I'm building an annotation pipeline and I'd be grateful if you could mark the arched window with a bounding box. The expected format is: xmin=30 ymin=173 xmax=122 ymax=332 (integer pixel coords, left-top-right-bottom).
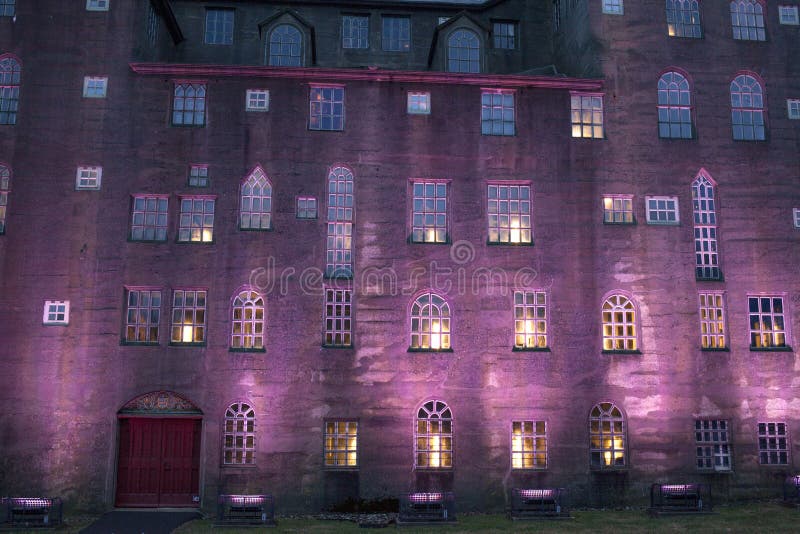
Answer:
xmin=0 ymin=55 xmax=21 ymax=125
xmin=730 ymin=74 xmax=765 ymax=140
xmin=268 ymin=24 xmax=302 ymax=66
xmin=240 ymin=166 xmax=272 ymax=230
xmin=326 ymin=165 xmax=354 ymax=278
xmin=230 ymin=289 xmax=265 ymax=350
xmin=415 ymin=400 xmax=452 ymax=468
xmin=692 ymin=171 xmax=721 ymax=280
xmin=410 ymin=292 xmax=451 ymax=350
xmin=658 ymin=71 xmax=693 ymax=139
xmin=666 ymin=0 xmax=702 ymax=38
xmin=223 ymin=402 xmax=256 ymax=465
xmin=590 ymin=402 xmax=626 ymax=468
xmin=0 ymin=164 xmax=9 ymax=234
xmin=447 ymin=29 xmax=480 ymax=73
xmin=601 ymin=294 xmax=637 ymax=351
xmin=731 ymin=0 xmax=765 ymax=41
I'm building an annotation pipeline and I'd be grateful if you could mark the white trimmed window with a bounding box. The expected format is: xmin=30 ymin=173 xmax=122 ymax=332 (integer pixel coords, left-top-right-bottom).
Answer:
xmin=268 ymin=24 xmax=303 ymax=66
xmin=488 ymin=183 xmax=532 ymax=244
xmin=188 ymin=164 xmax=209 ymax=187
xmin=342 ymin=15 xmax=369 ymax=49
xmin=603 ymin=195 xmax=634 ymax=224
xmin=695 ymin=419 xmax=731 ymax=471
xmin=411 ymin=181 xmax=448 ymax=243
xmin=0 ymin=0 xmax=14 ymax=17
xmin=325 ymin=420 xmax=358 ymax=468
xmin=130 ymin=195 xmax=168 ymax=242
xmin=245 ymin=89 xmax=269 ymax=111
xmin=788 ymin=99 xmax=800 ymax=119
xmin=82 ymin=76 xmax=107 ymax=98
xmin=645 ymin=196 xmax=679 ymax=225
xmin=692 ymin=173 xmax=721 ymax=280
xmin=0 ymin=164 xmax=9 ymax=234
xmin=481 ymin=90 xmax=515 ymax=136
xmin=223 ymin=402 xmax=255 ymax=465
xmin=124 ymin=288 xmax=161 ymax=344
xmin=731 ymin=0 xmax=766 ymax=40
xmin=297 ymin=196 xmax=317 ymax=219
xmin=407 ymin=92 xmax=431 ymax=114
xmin=493 ymin=21 xmax=517 ymax=49
xmin=666 ymin=0 xmax=702 ymax=37
xmin=447 ymin=29 xmax=480 ymax=73
xmin=310 ymin=86 xmax=344 ymax=131
xmin=658 ymin=71 xmax=693 ymax=139
xmin=602 ymin=294 xmax=637 ymax=351
xmin=571 ymin=92 xmax=604 ymax=138
xmin=511 ymin=420 xmax=546 ymax=469
xmin=178 ymin=196 xmax=215 ymax=242
xmin=240 ymin=166 xmax=272 ymax=230
xmin=326 ymin=166 xmax=354 ymax=277
xmin=0 ymin=56 xmax=21 ymax=125
xmin=794 ymin=208 xmax=800 ymax=228
xmin=410 ymin=292 xmax=451 ymax=350
xmin=698 ymin=291 xmax=727 ymax=349
xmin=590 ymin=402 xmax=626 ymax=468
xmin=602 ymin=0 xmax=623 ymax=15
xmin=231 ymin=289 xmax=265 ymax=351
xmin=731 ymin=74 xmax=766 ymax=140
xmin=172 ymin=83 xmax=206 ymax=126
xmin=779 ymin=5 xmax=799 ymax=24
xmin=324 ymin=287 xmax=352 ymax=347
xmin=749 ymin=296 xmax=788 ymax=349
xmin=43 ymin=300 xmax=70 ymax=325
xmin=170 ymin=289 xmax=207 ymax=344
xmin=86 ymin=0 xmax=109 ymax=11
xmin=513 ymin=290 xmax=547 ymax=349
xmin=758 ymin=422 xmax=789 ymax=465
xmin=76 ymin=166 xmax=102 ymax=190
xmin=415 ymin=400 xmax=452 ymax=468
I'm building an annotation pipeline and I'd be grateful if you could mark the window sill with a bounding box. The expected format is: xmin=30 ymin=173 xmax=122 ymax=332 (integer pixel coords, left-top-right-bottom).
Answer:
xmin=590 ymin=466 xmax=628 ymax=472
xmin=128 ymin=238 xmax=168 ymax=243
xmin=645 ymin=221 xmax=680 ymax=226
xmin=696 ymin=469 xmax=733 ymax=474
xmin=176 ymin=240 xmax=216 ymax=245
xmin=601 ymin=350 xmax=641 ymax=355
xmin=324 ymin=274 xmax=353 ymax=280
xmin=758 ymin=463 xmax=790 ymax=467
xmin=414 ymin=467 xmax=454 ymax=471
xmin=510 ymin=467 xmax=548 ymax=471
xmin=171 ymin=123 xmax=207 ymax=128
xmin=408 ymin=239 xmax=451 ymax=245
xmin=602 ymin=221 xmax=636 ymax=226
xmin=487 ymin=240 xmax=534 ymax=246
xmin=220 ymin=464 xmax=257 ymax=469
xmin=121 ymin=341 xmax=160 ymax=346
xmin=229 ymin=347 xmax=266 ymax=353
xmin=323 ymin=466 xmax=359 ymax=472
xmin=169 ymin=342 xmax=207 ymax=347
xmin=701 ymin=347 xmax=729 ymax=352
xmin=750 ymin=346 xmax=793 ymax=352
xmin=322 ymin=344 xmax=354 ymax=350
xmin=238 ymin=227 xmax=273 ymax=232
xmin=408 ymin=348 xmax=454 ymax=353
xmin=696 ymin=276 xmax=725 ymax=282
xmin=512 ymin=346 xmax=551 ymax=352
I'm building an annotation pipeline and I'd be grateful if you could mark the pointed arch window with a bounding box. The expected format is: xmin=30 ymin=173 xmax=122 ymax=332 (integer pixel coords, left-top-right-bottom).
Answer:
xmin=666 ymin=0 xmax=702 ymax=38
xmin=240 ymin=166 xmax=272 ymax=230
xmin=268 ymin=24 xmax=302 ymax=66
xmin=658 ymin=71 xmax=693 ymax=138
xmin=223 ymin=402 xmax=256 ymax=465
xmin=731 ymin=0 xmax=765 ymax=41
xmin=447 ymin=29 xmax=480 ymax=73
xmin=415 ymin=400 xmax=452 ymax=468
xmin=0 ymin=56 xmax=21 ymax=125
xmin=0 ymin=164 xmax=9 ymax=234
xmin=326 ymin=165 xmax=354 ymax=278
xmin=692 ymin=173 xmax=721 ymax=280
xmin=730 ymin=74 xmax=765 ymax=140
xmin=230 ymin=289 xmax=265 ymax=351
xmin=590 ymin=402 xmax=626 ymax=469
xmin=410 ymin=292 xmax=451 ymax=350
xmin=601 ymin=294 xmax=637 ymax=351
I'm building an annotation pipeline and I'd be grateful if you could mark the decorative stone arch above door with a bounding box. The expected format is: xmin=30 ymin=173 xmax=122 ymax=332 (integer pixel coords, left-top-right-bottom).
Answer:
xmin=118 ymin=390 xmax=203 ymax=416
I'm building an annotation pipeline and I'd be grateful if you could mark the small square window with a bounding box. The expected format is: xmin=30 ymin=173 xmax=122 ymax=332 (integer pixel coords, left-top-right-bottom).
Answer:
xmin=382 ymin=16 xmax=410 ymax=51
xmin=86 ymin=0 xmax=109 ymax=11
xmin=309 ymin=86 xmax=344 ymax=131
xmin=603 ymin=195 xmax=634 ymax=224
xmin=794 ymin=208 xmax=800 ymax=228
xmin=188 ymin=165 xmax=209 ymax=187
xmin=779 ymin=5 xmax=799 ymax=25
xmin=788 ymin=99 xmax=800 ymax=120
xmin=493 ymin=22 xmax=517 ymax=49
xmin=245 ymin=89 xmax=269 ymax=112
xmin=342 ymin=15 xmax=369 ymax=49
xmin=43 ymin=300 xmax=70 ymax=325
xmin=83 ymin=76 xmax=108 ymax=98
xmin=481 ymin=90 xmax=515 ymax=136
xmin=205 ymin=8 xmax=234 ymax=45
xmin=297 ymin=196 xmax=318 ymax=219
xmin=758 ymin=422 xmax=790 ymax=465
xmin=602 ymin=0 xmax=623 ymax=15
xmin=645 ymin=196 xmax=679 ymax=225
xmin=76 ymin=166 xmax=102 ymax=190
xmin=571 ymin=92 xmax=604 ymax=138
xmin=407 ymin=92 xmax=431 ymax=114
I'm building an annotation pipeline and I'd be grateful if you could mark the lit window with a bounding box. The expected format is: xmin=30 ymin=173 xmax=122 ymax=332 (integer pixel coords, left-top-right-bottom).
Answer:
xmin=382 ymin=16 xmax=410 ymax=52
xmin=342 ymin=15 xmax=369 ymax=49
xmin=415 ymin=400 xmax=452 ymax=468
xmin=698 ymin=291 xmax=727 ymax=349
xmin=731 ymin=0 xmax=765 ymax=40
xmin=187 ymin=165 xmax=208 ymax=188
xmin=223 ymin=402 xmax=255 ymax=465
xmin=794 ymin=208 xmax=800 ymax=228
xmin=758 ymin=422 xmax=789 ymax=465
xmin=245 ymin=89 xmax=269 ymax=112
xmin=481 ymin=90 xmax=515 ymax=136
xmin=488 ymin=184 xmax=532 ymax=244
xmin=447 ymin=29 xmax=480 ymax=73
xmin=325 ymin=420 xmax=358 ymax=467
xmin=571 ymin=92 xmax=603 ymax=138
xmin=514 ymin=290 xmax=547 ymax=349
xmin=123 ymin=288 xmax=161 ymax=344
xmin=0 ymin=164 xmax=9 ymax=234
xmin=788 ymin=99 xmax=800 ymax=119
xmin=82 ymin=76 xmax=108 ymax=98
xmin=326 ymin=166 xmax=354 ymax=277
xmin=692 ymin=173 xmax=721 ymax=280
xmin=205 ymin=8 xmax=234 ymax=45
xmin=658 ymin=71 xmax=693 ymax=138
xmin=310 ymin=86 xmax=344 ymax=131
xmin=410 ymin=292 xmax=450 ymax=350
xmin=666 ymin=0 xmax=702 ymax=37
xmin=602 ymin=294 xmax=637 ymax=351
xmin=86 ymin=0 xmax=109 ymax=11
xmin=324 ymin=287 xmax=352 ymax=347
xmin=493 ymin=21 xmax=517 ymax=49
xmin=231 ymin=289 xmax=265 ymax=351
xmin=695 ymin=419 xmax=731 ymax=471
xmin=178 ymin=196 xmax=215 ymax=243
xmin=170 ymin=289 xmax=206 ymax=344
xmin=296 ymin=196 xmax=317 ymax=219
xmin=749 ymin=296 xmax=788 ymax=349
xmin=172 ymin=83 xmax=206 ymax=126
xmin=730 ymin=74 xmax=765 ymax=140
xmin=590 ymin=402 xmax=626 ymax=468
xmin=645 ymin=196 xmax=679 ymax=225
xmin=407 ymin=92 xmax=430 ymax=114
xmin=43 ymin=300 xmax=70 ymax=325
xmin=268 ymin=24 xmax=302 ymax=66
xmin=76 ymin=166 xmax=102 ymax=190
xmin=0 ymin=56 xmax=21 ymax=125
xmin=603 ymin=195 xmax=634 ymax=224
xmin=779 ymin=5 xmax=799 ymax=24
xmin=602 ymin=0 xmax=624 ymax=15
xmin=0 ymin=0 xmax=14 ymax=17
xmin=130 ymin=194 xmax=168 ymax=242
xmin=511 ymin=421 xmax=546 ymax=469
xmin=239 ymin=166 xmax=272 ymax=230
xmin=411 ymin=181 xmax=448 ymax=243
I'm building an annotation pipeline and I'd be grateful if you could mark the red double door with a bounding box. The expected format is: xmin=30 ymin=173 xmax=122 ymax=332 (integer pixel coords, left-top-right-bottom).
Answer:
xmin=116 ymin=418 xmax=201 ymax=507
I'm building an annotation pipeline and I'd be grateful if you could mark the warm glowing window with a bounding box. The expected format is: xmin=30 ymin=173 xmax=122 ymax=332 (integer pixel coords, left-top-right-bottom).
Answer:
xmin=590 ymin=402 xmax=626 ymax=468
xmin=231 ymin=290 xmax=265 ymax=351
xmin=692 ymin=174 xmax=721 ymax=280
xmin=342 ymin=15 xmax=369 ymax=49
xmin=407 ymin=92 xmax=430 ymax=114
xmin=493 ymin=22 xmax=517 ymax=49
xmin=268 ymin=24 xmax=302 ymax=66
xmin=749 ymin=296 xmax=788 ymax=349
xmin=223 ymin=402 xmax=255 ymax=465
xmin=602 ymin=294 xmax=637 ymax=351
xmin=0 ymin=56 xmax=21 ymax=125
xmin=324 ymin=287 xmax=352 ymax=347
xmin=602 ymin=195 xmax=633 ymax=224
xmin=731 ymin=0 xmax=765 ymax=40
xmin=658 ymin=71 xmax=693 ymax=139
xmin=297 ymin=196 xmax=317 ymax=219
xmin=412 ymin=181 xmax=448 ymax=243
xmin=172 ymin=83 xmax=206 ymax=126
xmin=779 ymin=5 xmax=799 ymax=24
xmin=511 ymin=420 xmax=547 ymax=469
xmin=187 ymin=165 xmax=208 ymax=188
xmin=130 ymin=195 xmax=168 ymax=242
xmin=43 ymin=300 xmax=70 ymax=325
xmin=205 ymin=8 xmax=234 ymax=45
xmin=666 ymin=0 xmax=702 ymax=37
xmin=245 ymin=89 xmax=269 ymax=111
xmin=787 ymin=99 xmax=800 ymax=120
xmin=698 ymin=291 xmax=727 ymax=349
xmin=447 ymin=29 xmax=480 ymax=73
xmin=415 ymin=400 xmax=452 ymax=468
xmin=645 ymin=196 xmax=679 ymax=225
xmin=410 ymin=292 xmax=451 ymax=350
xmin=326 ymin=166 xmax=354 ymax=277
xmin=758 ymin=422 xmax=789 ymax=465
xmin=481 ymin=90 xmax=515 ymax=136
xmin=325 ymin=420 xmax=358 ymax=467
xmin=86 ymin=0 xmax=109 ymax=11
xmin=82 ymin=76 xmax=108 ymax=98
xmin=382 ymin=16 xmax=410 ymax=51
xmin=310 ymin=86 xmax=344 ymax=131
xmin=240 ymin=167 xmax=272 ymax=230
xmin=571 ymin=92 xmax=603 ymax=138
xmin=488 ymin=184 xmax=532 ymax=244
xmin=514 ymin=290 xmax=547 ymax=349
xmin=695 ymin=419 xmax=731 ymax=471
xmin=124 ymin=288 xmax=161 ymax=344
xmin=170 ymin=289 xmax=206 ymax=344
xmin=730 ymin=74 xmax=765 ymax=140
xmin=602 ymin=0 xmax=624 ymax=15
xmin=0 ymin=164 xmax=9 ymax=234
xmin=0 ymin=0 xmax=14 ymax=17
xmin=178 ymin=196 xmax=215 ymax=242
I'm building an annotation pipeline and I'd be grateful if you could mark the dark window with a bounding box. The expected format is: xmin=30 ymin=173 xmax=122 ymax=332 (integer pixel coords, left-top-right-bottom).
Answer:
xmin=204 ymin=8 xmax=234 ymax=45
xmin=342 ymin=15 xmax=369 ymax=49
xmin=382 ymin=16 xmax=410 ymax=51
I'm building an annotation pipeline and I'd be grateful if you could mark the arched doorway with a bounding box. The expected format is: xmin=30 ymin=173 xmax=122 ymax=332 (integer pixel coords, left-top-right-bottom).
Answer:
xmin=115 ymin=391 xmax=202 ymax=507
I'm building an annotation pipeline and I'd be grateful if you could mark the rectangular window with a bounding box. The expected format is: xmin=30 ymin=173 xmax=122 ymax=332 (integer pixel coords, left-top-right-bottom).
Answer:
xmin=324 ymin=288 xmax=352 ymax=347
xmin=749 ymin=296 xmax=789 ymax=349
xmin=82 ymin=76 xmax=108 ymax=98
xmin=758 ymin=422 xmax=789 ymax=465
xmin=788 ymin=99 xmax=800 ymax=119
xmin=146 ymin=3 xmax=160 ymax=46
xmin=438 ymin=17 xmax=450 ymax=25
xmin=178 ymin=196 xmax=215 ymax=243
xmin=571 ymin=92 xmax=604 ymax=138
xmin=779 ymin=5 xmax=799 ymax=24
xmin=43 ymin=300 xmax=69 ymax=325
xmin=297 ymin=196 xmax=317 ymax=219
xmin=645 ymin=196 xmax=679 ymax=225
xmin=411 ymin=181 xmax=448 ymax=243
xmin=794 ymin=208 xmax=800 ymax=228
xmin=603 ymin=195 xmax=634 ymax=224
xmin=602 ymin=0 xmax=623 ymax=15
xmin=86 ymin=0 xmax=109 ymax=11
xmin=481 ymin=90 xmax=515 ymax=136
xmin=493 ymin=22 xmax=517 ymax=49
xmin=695 ymin=420 xmax=731 ymax=471
xmin=511 ymin=420 xmax=547 ymax=469
xmin=204 ymin=8 xmax=234 ymax=45
xmin=124 ymin=288 xmax=161 ymax=344
xmin=488 ymin=183 xmax=532 ymax=244
xmin=309 ymin=86 xmax=344 ymax=131
xmin=407 ymin=92 xmax=431 ymax=114
xmin=514 ymin=290 xmax=547 ymax=349
xmin=170 ymin=289 xmax=206 ymax=344
xmin=172 ymin=83 xmax=206 ymax=126
xmin=245 ymin=89 xmax=269 ymax=112
xmin=325 ymin=420 xmax=358 ymax=467
xmin=0 ymin=0 xmax=15 ymax=17
xmin=698 ymin=292 xmax=727 ymax=349
xmin=382 ymin=16 xmax=410 ymax=51
xmin=76 ymin=166 xmax=102 ymax=190
xmin=188 ymin=165 xmax=209 ymax=187
xmin=342 ymin=15 xmax=369 ymax=49
xmin=130 ymin=195 xmax=168 ymax=242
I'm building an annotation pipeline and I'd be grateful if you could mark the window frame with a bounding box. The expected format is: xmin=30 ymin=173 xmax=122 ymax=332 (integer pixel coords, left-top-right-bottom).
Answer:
xmin=0 ymin=54 xmax=21 ymax=126
xmin=787 ymin=99 xmax=800 ymax=120
xmin=245 ymin=89 xmax=269 ymax=112
xmin=82 ymin=76 xmax=108 ymax=98
xmin=657 ymin=70 xmax=694 ymax=139
xmin=602 ymin=194 xmax=634 ymax=224
xmin=326 ymin=165 xmax=355 ymax=278
xmin=324 ymin=419 xmax=359 ymax=470
xmin=481 ymin=88 xmax=516 ymax=136
xmin=602 ymin=0 xmax=624 ymax=15
xmin=698 ymin=291 xmax=728 ymax=350
xmin=323 ymin=286 xmax=353 ymax=348
xmin=695 ymin=419 xmax=732 ymax=472
xmin=129 ymin=194 xmax=169 ymax=242
xmin=342 ymin=14 xmax=370 ymax=49
xmin=122 ymin=286 xmax=162 ymax=345
xmin=267 ymin=23 xmax=304 ymax=66
xmin=410 ymin=179 xmax=450 ymax=244
xmin=0 ymin=163 xmax=10 ymax=235
xmin=230 ymin=288 xmax=266 ymax=352
xmin=188 ymin=164 xmax=209 ymax=188
xmin=171 ymin=82 xmax=207 ymax=127
xmin=75 ymin=166 xmax=102 ymax=191
xmin=222 ymin=402 xmax=256 ymax=466
xmin=492 ymin=21 xmax=518 ymax=49
xmin=731 ymin=0 xmax=766 ymax=41
xmin=589 ymin=402 xmax=627 ymax=470
xmin=43 ymin=300 xmax=70 ymax=326
xmin=204 ymin=7 xmax=234 ymax=46
xmin=758 ymin=422 xmax=790 ymax=466
xmin=601 ymin=292 xmax=640 ymax=353
xmin=513 ymin=289 xmax=549 ymax=351
xmin=730 ymin=72 xmax=767 ymax=141
xmin=239 ymin=166 xmax=272 ymax=231
xmin=309 ymin=84 xmax=345 ymax=132
xmin=296 ymin=196 xmax=318 ymax=219
xmin=487 ymin=181 xmax=533 ymax=245
xmin=85 ymin=0 xmax=109 ymax=12
xmin=571 ymin=91 xmax=604 ymax=139
xmin=645 ymin=195 xmax=679 ymax=225
xmin=692 ymin=170 xmax=722 ymax=281
xmin=414 ymin=400 xmax=453 ymax=470
xmin=177 ymin=195 xmax=216 ymax=243
xmin=748 ymin=294 xmax=791 ymax=351
xmin=407 ymin=91 xmax=431 ymax=115
xmin=446 ymin=28 xmax=481 ymax=73
xmin=0 ymin=0 xmax=15 ymax=17
xmin=794 ymin=208 xmax=800 ymax=228
xmin=409 ymin=290 xmax=452 ymax=352
xmin=666 ymin=0 xmax=702 ymax=38
xmin=169 ymin=288 xmax=208 ymax=345
xmin=381 ymin=15 xmax=411 ymax=52
xmin=778 ymin=5 xmax=799 ymax=24
xmin=511 ymin=420 xmax=547 ymax=469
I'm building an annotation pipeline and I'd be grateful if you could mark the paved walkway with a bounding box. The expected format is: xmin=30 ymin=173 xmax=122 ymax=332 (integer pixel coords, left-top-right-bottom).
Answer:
xmin=80 ymin=509 xmax=200 ymax=534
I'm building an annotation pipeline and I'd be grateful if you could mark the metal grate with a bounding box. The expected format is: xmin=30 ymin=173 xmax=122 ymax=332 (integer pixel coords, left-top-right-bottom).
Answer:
xmin=649 ymin=483 xmax=711 ymax=513
xmin=1 ymin=497 xmax=63 ymax=527
xmin=398 ymin=492 xmax=456 ymax=523
xmin=511 ymin=488 xmax=569 ymax=518
xmin=216 ymin=494 xmax=275 ymax=526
